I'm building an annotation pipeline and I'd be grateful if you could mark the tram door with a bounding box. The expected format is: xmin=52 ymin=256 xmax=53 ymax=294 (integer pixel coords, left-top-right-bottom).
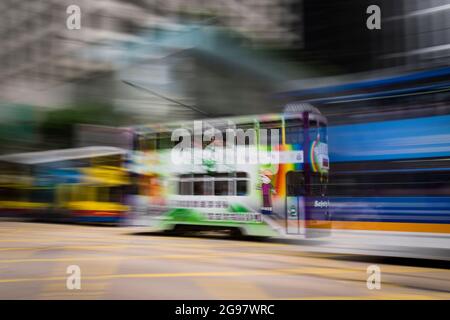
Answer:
xmin=285 ymin=171 xmax=305 ymax=234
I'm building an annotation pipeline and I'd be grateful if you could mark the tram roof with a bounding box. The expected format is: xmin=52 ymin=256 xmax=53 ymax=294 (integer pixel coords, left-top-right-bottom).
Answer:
xmin=134 ymin=109 xmax=326 ymax=134
xmin=0 ymin=146 xmax=127 ymax=165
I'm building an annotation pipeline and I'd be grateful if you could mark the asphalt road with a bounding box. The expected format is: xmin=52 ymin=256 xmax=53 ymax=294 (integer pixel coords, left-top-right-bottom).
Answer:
xmin=0 ymin=222 xmax=449 ymax=299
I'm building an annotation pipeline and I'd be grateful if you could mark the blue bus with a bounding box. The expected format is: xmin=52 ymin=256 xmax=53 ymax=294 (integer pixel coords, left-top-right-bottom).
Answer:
xmin=277 ymin=66 xmax=450 ymax=235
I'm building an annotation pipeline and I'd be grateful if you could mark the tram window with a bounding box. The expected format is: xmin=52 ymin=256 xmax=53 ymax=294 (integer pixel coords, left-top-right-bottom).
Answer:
xmin=235 ymin=123 xmax=256 ymax=145
xmin=194 ymin=176 xmax=213 ymax=196
xmin=204 ymin=178 xmax=214 ymax=195
xmin=57 ymin=185 xmax=70 ymax=204
xmin=30 ymin=188 xmax=54 ymax=203
xmin=235 ymin=172 xmax=248 ymax=195
xmin=236 ymin=180 xmax=248 ymax=195
xmin=285 ymin=126 xmax=304 ymax=145
xmin=286 ymin=171 xmax=305 ymax=196
xmin=259 ymin=128 xmax=281 ymax=147
xmin=214 ymin=180 xmax=231 ymax=195
xmin=328 ymin=170 xmax=450 ymax=197
xmin=157 ymin=133 xmax=173 ymax=150
xmin=94 ymin=187 xmax=105 ymax=202
xmin=179 ymin=181 xmax=192 ymax=195
xmin=0 ymin=188 xmax=8 ymax=201
xmin=142 ymin=135 xmax=157 ymax=151
xmin=319 ymin=124 xmax=327 ymax=143
xmin=92 ymin=155 xmax=121 ymax=167
xmin=309 ymin=121 xmax=319 ymax=141
xmin=70 ymin=185 xmax=80 ymax=201
xmin=148 ymin=138 xmax=158 ymax=151
xmin=127 ymin=181 xmax=139 ymax=196
xmin=202 ymin=131 xmax=225 ymax=149
xmin=172 ymin=133 xmax=186 ymax=148
xmin=176 ymin=172 xmax=248 ymax=196
xmin=285 ymin=119 xmax=304 ymax=145
xmin=109 ymin=187 xmax=123 ymax=203
xmin=189 ymin=134 xmax=199 ymax=148
xmin=76 ymin=186 xmax=95 ymax=202
xmin=260 ymin=121 xmax=281 ymax=147
xmin=214 ymin=172 xmax=248 ymax=196
xmin=86 ymin=186 xmax=97 ymax=202
xmin=0 ymin=188 xmax=26 ymax=201
xmin=179 ymin=174 xmax=193 ymax=195
xmin=236 ymin=172 xmax=247 ymax=178
xmin=194 ymin=181 xmax=204 ymax=196
xmin=260 ymin=120 xmax=281 ymax=129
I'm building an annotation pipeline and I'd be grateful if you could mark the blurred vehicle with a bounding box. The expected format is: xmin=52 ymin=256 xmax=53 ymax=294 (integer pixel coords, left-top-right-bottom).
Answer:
xmin=0 ymin=147 xmax=130 ymax=225
xmin=328 ymin=114 xmax=450 ymax=234
xmin=278 ymin=67 xmax=450 ymax=236
xmin=0 ymin=167 xmax=50 ymax=219
xmin=116 ymin=103 xmax=331 ymax=237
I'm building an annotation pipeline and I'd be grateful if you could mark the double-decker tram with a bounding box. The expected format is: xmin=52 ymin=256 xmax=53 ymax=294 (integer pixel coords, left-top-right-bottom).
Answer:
xmin=128 ymin=102 xmax=331 ymax=237
xmin=0 ymin=146 xmax=130 ymax=224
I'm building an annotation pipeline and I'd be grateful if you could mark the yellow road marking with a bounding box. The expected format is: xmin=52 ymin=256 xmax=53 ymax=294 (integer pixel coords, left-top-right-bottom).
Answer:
xmin=0 ymin=237 xmax=291 ymax=252
xmin=0 ymin=267 xmax=388 ymax=284
xmin=0 ymin=238 xmax=232 ymax=251
xmin=0 ymin=243 xmax=211 ymax=253
xmin=38 ymin=291 xmax=105 ymax=297
xmin=0 ymin=254 xmax=219 ymax=264
xmin=0 ymin=248 xmax=448 ymax=278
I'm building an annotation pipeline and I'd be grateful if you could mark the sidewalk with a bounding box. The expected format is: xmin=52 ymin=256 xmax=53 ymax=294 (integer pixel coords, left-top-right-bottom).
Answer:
xmin=277 ymin=229 xmax=450 ymax=261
